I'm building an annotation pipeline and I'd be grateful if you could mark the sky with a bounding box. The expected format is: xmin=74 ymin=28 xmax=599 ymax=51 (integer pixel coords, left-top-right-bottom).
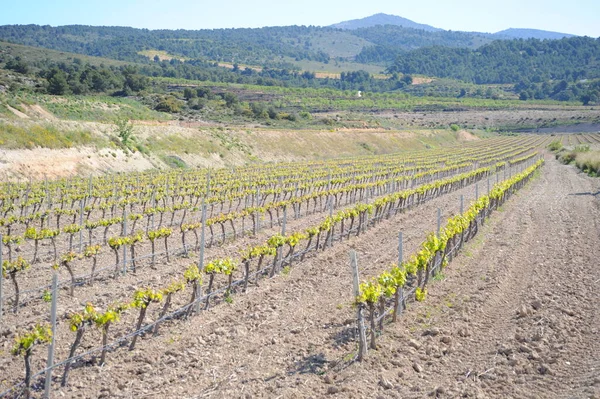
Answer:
xmin=1 ymin=0 xmax=599 ymax=37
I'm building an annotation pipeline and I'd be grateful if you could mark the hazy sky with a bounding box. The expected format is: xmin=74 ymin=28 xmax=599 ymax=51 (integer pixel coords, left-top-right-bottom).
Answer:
xmin=2 ymin=0 xmax=599 ymax=36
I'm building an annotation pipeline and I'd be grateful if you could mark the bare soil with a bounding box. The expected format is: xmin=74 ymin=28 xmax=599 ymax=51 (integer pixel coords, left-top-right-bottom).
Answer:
xmin=517 ymin=123 xmax=600 ymax=134
xmin=377 ymin=107 xmax=600 ymax=131
xmin=0 ymin=147 xmax=157 ymax=180
xmin=0 ymin=115 xmax=465 ymax=180
xmin=4 ymin=155 xmax=595 ymax=398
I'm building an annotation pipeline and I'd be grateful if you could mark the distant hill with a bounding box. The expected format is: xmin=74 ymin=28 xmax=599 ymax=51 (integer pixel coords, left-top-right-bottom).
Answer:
xmin=0 ymin=23 xmax=489 ymax=68
xmin=388 ymin=36 xmax=600 ymax=85
xmin=494 ymin=28 xmax=575 ymax=40
xmin=0 ymin=19 xmax=584 ymax=75
xmin=331 ymin=13 xmax=441 ymax=32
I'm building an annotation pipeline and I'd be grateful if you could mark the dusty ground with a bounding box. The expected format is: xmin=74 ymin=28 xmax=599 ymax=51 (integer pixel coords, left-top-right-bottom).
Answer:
xmin=0 ymin=114 xmax=465 ymax=180
xmin=0 ymin=146 xmax=157 ymax=179
xmin=6 ymin=154 xmax=594 ymax=398
xmin=377 ymin=107 xmax=600 ymax=131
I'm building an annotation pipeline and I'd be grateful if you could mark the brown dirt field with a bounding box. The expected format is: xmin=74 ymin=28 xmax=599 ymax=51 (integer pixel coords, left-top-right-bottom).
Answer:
xmin=379 ymin=108 xmax=600 ymax=130
xmin=314 ymin=73 xmax=341 ymax=79
xmin=6 ymin=155 xmax=596 ymax=398
xmin=411 ymin=77 xmax=435 ymax=85
xmin=0 ymin=115 xmax=467 ymax=179
xmin=456 ymin=130 xmax=478 ymax=141
xmin=24 ymin=104 xmax=57 ymax=121
xmin=1 ymin=149 xmax=598 ymax=399
xmin=0 ymin=147 xmax=157 ymax=180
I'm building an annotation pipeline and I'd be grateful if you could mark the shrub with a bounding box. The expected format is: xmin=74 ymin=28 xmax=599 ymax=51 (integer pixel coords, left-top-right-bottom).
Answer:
xmin=574 ymin=151 xmax=600 ymax=176
xmin=548 ymin=140 xmax=563 ymax=152
xmin=135 ymin=143 xmax=150 ymax=156
xmin=162 ymin=155 xmax=187 ymax=169
xmin=155 ymin=96 xmax=183 ymax=113
xmin=558 ymin=151 xmax=576 ymax=164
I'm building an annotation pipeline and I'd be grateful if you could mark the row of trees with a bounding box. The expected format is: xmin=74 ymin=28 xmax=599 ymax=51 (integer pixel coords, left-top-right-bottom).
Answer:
xmin=516 ymin=79 xmax=600 ymax=103
xmin=3 ymin=57 xmax=149 ymax=95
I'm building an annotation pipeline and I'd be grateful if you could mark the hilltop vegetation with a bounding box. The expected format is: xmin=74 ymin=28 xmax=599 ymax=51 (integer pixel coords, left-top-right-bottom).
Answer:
xmin=330 ymin=13 xmax=441 ymax=31
xmin=388 ymin=37 xmax=600 ymax=103
xmin=0 ymin=24 xmax=495 ymax=67
xmin=388 ymin=37 xmax=600 ymax=84
xmin=496 ymin=28 xmax=574 ymax=40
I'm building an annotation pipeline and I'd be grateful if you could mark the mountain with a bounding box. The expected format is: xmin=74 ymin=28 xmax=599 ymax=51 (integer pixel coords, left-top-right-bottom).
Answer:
xmin=0 ymin=23 xmax=489 ymax=68
xmin=494 ymin=28 xmax=575 ymax=40
xmin=330 ymin=14 xmax=579 ymax=39
xmin=0 ymin=19 xmax=584 ymax=73
xmin=331 ymin=13 xmax=441 ymax=32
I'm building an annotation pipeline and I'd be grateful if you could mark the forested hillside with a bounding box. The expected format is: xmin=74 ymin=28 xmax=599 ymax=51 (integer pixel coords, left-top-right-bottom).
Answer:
xmin=0 ymin=25 xmax=331 ymax=66
xmin=0 ymin=23 xmax=494 ymax=67
xmin=0 ymin=23 xmax=599 ymax=105
xmin=495 ymin=28 xmax=575 ymax=40
xmin=388 ymin=37 xmax=600 ymax=83
xmin=0 ymin=41 xmax=411 ymax=96
xmin=387 ymin=36 xmax=600 ymax=102
xmin=353 ymin=25 xmax=493 ymax=63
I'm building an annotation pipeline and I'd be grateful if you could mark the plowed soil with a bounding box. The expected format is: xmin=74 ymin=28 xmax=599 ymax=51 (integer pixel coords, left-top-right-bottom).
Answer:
xmin=5 ymin=155 xmax=600 ymax=399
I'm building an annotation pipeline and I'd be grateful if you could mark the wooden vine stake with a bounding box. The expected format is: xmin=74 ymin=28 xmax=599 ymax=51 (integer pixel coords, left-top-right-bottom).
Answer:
xmin=0 ymin=236 xmax=3 ymax=323
xmin=393 ymin=232 xmax=405 ymax=321
xmin=195 ymin=202 xmax=207 ymax=314
xmin=43 ymin=273 xmax=58 ymax=399
xmin=350 ymin=251 xmax=367 ymax=361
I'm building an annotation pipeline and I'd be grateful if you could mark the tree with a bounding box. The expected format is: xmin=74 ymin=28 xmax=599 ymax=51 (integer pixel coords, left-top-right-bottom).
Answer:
xmin=47 ymin=69 xmax=69 ymax=95
xmin=223 ymin=92 xmax=238 ymax=108
xmin=155 ymin=96 xmax=183 ymax=113
xmin=250 ymin=102 xmax=268 ymax=119
xmin=115 ymin=118 xmax=135 ymax=149
xmin=553 ymin=80 xmax=569 ymax=95
xmin=183 ymin=87 xmax=196 ymax=100
xmin=196 ymin=87 xmax=213 ymax=99
xmin=121 ymin=66 xmax=148 ymax=93
xmin=267 ymin=106 xmax=279 ymax=120
xmin=5 ymin=56 xmax=29 ymax=74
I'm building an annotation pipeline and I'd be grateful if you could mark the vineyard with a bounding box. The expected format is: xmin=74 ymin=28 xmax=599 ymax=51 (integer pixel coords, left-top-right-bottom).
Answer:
xmin=0 ymin=133 xmax=596 ymax=398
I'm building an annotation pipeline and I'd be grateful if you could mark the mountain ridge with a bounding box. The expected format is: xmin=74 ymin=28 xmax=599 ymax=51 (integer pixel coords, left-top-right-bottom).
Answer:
xmin=494 ymin=28 xmax=576 ymax=40
xmin=328 ymin=13 xmax=578 ymax=40
xmin=330 ymin=13 xmax=441 ymax=32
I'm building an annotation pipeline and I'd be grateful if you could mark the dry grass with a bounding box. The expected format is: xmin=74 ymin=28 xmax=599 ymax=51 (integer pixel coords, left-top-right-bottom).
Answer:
xmin=574 ymin=151 xmax=600 ymax=176
xmin=0 ymin=122 xmax=106 ymax=149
